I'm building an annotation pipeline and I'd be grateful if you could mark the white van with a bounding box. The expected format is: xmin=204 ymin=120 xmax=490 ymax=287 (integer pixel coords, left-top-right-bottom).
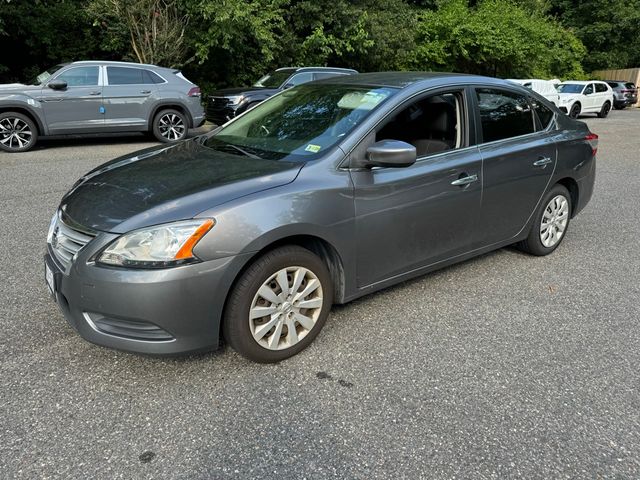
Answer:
xmin=508 ymin=79 xmax=561 ymax=106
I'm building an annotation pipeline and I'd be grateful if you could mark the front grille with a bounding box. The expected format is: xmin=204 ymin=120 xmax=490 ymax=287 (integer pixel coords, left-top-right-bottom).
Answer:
xmin=50 ymin=213 xmax=95 ymax=270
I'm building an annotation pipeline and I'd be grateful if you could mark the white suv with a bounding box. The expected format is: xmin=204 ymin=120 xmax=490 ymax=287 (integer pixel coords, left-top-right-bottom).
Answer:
xmin=557 ymin=81 xmax=614 ymax=118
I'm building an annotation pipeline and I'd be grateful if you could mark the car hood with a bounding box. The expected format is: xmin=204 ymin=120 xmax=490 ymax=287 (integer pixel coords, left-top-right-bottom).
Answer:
xmin=0 ymin=83 xmax=41 ymax=93
xmin=61 ymin=138 xmax=303 ymax=233
xmin=209 ymin=86 xmax=279 ymax=97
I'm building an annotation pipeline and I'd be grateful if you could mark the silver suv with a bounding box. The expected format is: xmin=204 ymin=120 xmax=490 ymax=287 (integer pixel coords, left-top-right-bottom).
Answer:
xmin=0 ymin=61 xmax=205 ymax=152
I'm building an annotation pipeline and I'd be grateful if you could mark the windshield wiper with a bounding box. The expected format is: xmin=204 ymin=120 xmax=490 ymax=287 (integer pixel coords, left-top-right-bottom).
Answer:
xmin=213 ymin=142 xmax=262 ymax=160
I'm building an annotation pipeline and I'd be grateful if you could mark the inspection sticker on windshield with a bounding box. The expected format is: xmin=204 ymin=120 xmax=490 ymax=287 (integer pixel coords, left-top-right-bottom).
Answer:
xmin=305 ymin=144 xmax=322 ymax=153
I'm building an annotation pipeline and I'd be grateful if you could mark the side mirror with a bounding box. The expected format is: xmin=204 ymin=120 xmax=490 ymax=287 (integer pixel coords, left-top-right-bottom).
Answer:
xmin=48 ymin=80 xmax=67 ymax=90
xmin=365 ymin=140 xmax=416 ymax=168
xmin=584 ymin=90 xmax=591 ymax=96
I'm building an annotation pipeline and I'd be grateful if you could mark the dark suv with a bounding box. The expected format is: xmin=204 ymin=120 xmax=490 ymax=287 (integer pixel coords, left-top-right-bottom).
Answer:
xmin=606 ymin=80 xmax=638 ymax=109
xmin=205 ymin=67 xmax=357 ymax=125
xmin=0 ymin=61 xmax=205 ymax=153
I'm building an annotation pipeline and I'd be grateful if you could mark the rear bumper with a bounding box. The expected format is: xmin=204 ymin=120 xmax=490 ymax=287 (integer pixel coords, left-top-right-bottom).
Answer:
xmin=46 ymin=239 xmax=253 ymax=355
xmin=574 ymin=157 xmax=596 ymax=217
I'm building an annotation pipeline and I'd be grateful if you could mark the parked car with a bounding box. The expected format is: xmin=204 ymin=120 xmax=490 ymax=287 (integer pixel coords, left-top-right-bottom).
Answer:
xmin=46 ymin=72 xmax=597 ymax=362
xmin=508 ymin=79 xmax=560 ymax=106
xmin=0 ymin=61 xmax=205 ymax=153
xmin=557 ymin=80 xmax=614 ymax=118
xmin=205 ymin=67 xmax=358 ymax=125
xmin=605 ymin=80 xmax=638 ymax=109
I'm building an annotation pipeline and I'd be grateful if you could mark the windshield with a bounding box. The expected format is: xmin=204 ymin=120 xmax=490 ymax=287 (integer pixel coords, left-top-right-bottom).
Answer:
xmin=558 ymin=83 xmax=585 ymax=94
xmin=33 ymin=65 xmax=64 ymax=85
xmin=253 ymin=71 xmax=294 ymax=88
xmin=205 ymin=84 xmax=397 ymax=161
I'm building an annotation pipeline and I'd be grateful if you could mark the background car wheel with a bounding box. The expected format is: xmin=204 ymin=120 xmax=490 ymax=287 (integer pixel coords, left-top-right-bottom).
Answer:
xmin=516 ymin=184 xmax=572 ymax=256
xmin=569 ymin=103 xmax=581 ymax=118
xmin=613 ymin=103 xmax=625 ymax=110
xmin=152 ymin=109 xmax=188 ymax=143
xmin=0 ymin=112 xmax=38 ymax=153
xmin=223 ymin=245 xmax=333 ymax=363
xmin=597 ymin=101 xmax=611 ymax=118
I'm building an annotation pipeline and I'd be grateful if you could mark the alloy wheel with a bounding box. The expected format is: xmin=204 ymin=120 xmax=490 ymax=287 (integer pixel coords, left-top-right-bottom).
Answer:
xmin=249 ymin=266 xmax=323 ymax=351
xmin=157 ymin=113 xmax=186 ymax=141
xmin=540 ymin=195 xmax=569 ymax=248
xmin=0 ymin=117 xmax=33 ymax=150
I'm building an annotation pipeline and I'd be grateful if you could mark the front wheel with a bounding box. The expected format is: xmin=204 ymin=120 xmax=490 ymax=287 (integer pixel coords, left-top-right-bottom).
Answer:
xmin=597 ymin=101 xmax=611 ymax=118
xmin=516 ymin=184 xmax=572 ymax=256
xmin=569 ymin=103 xmax=581 ymax=118
xmin=152 ymin=109 xmax=188 ymax=143
xmin=223 ymin=246 xmax=333 ymax=363
xmin=0 ymin=112 xmax=38 ymax=152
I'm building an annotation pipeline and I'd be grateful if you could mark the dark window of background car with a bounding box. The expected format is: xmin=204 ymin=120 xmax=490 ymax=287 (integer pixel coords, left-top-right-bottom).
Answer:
xmin=107 ymin=67 xmax=153 ymax=85
xmin=286 ymin=72 xmax=314 ymax=87
xmin=314 ymin=72 xmax=346 ymax=81
xmin=56 ymin=66 xmax=99 ymax=86
xmin=625 ymin=82 xmax=636 ymax=89
xmin=475 ymin=88 xmax=534 ymax=143
xmin=531 ymin=98 xmax=554 ymax=130
xmin=595 ymin=83 xmax=608 ymax=93
xmin=584 ymin=84 xmax=594 ymax=95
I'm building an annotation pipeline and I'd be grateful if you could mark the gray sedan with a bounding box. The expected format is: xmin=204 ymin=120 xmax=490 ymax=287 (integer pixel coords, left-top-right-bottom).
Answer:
xmin=45 ymin=72 xmax=597 ymax=362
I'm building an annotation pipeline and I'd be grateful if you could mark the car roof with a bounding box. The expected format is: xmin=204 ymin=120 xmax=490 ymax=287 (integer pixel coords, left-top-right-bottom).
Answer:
xmin=314 ymin=71 xmax=519 ymax=89
xmin=275 ymin=66 xmax=358 ymax=74
xmin=560 ymin=80 xmax=607 ymax=85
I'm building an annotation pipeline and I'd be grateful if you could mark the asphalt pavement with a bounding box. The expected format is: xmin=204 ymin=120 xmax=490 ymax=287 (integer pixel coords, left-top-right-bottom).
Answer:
xmin=1 ymin=112 xmax=639 ymax=479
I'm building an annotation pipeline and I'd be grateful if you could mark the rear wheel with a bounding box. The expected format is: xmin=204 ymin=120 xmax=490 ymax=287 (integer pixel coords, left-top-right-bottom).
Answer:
xmin=516 ymin=184 xmax=571 ymax=256
xmin=0 ymin=112 xmax=38 ymax=152
xmin=569 ymin=103 xmax=581 ymax=118
xmin=223 ymin=246 xmax=333 ymax=363
xmin=597 ymin=101 xmax=611 ymax=118
xmin=152 ymin=109 xmax=188 ymax=143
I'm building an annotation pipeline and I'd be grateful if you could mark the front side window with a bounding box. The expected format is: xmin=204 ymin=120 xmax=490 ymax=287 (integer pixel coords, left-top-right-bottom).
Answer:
xmin=55 ymin=66 xmax=99 ymax=87
xmin=206 ymin=84 xmax=397 ymax=161
xmin=253 ymin=71 xmax=293 ymax=88
xmin=314 ymin=72 xmax=347 ymax=81
xmin=107 ymin=67 xmax=155 ymax=85
xmin=376 ymin=92 xmax=462 ymax=157
xmin=584 ymin=84 xmax=594 ymax=95
xmin=476 ymin=88 xmax=534 ymax=143
xmin=285 ymin=72 xmax=314 ymax=87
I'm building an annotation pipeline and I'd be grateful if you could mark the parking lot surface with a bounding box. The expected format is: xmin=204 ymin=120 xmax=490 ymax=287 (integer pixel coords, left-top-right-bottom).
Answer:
xmin=1 ymin=112 xmax=639 ymax=479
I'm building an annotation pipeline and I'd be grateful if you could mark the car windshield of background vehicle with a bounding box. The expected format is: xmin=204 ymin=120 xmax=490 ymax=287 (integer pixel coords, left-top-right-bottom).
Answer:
xmin=557 ymin=84 xmax=585 ymax=94
xmin=34 ymin=65 xmax=64 ymax=85
xmin=253 ymin=71 xmax=293 ymax=88
xmin=206 ymin=84 xmax=398 ymax=161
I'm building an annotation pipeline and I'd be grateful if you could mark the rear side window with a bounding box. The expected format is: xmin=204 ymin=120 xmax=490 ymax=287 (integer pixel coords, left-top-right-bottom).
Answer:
xmin=107 ymin=67 xmax=157 ymax=85
xmin=55 ymin=66 xmax=99 ymax=86
xmin=625 ymin=82 xmax=636 ymax=89
xmin=531 ymin=98 xmax=554 ymax=129
xmin=476 ymin=88 xmax=534 ymax=143
xmin=595 ymin=83 xmax=608 ymax=93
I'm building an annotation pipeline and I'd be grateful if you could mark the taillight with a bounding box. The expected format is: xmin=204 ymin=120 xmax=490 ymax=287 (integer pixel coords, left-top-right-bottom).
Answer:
xmin=585 ymin=132 xmax=598 ymax=156
xmin=187 ymin=87 xmax=201 ymax=97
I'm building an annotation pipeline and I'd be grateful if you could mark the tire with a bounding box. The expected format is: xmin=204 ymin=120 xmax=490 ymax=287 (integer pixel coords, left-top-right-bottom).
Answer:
xmin=516 ymin=184 xmax=572 ymax=256
xmin=223 ymin=245 xmax=333 ymax=363
xmin=152 ymin=109 xmax=188 ymax=143
xmin=597 ymin=101 xmax=611 ymax=118
xmin=613 ymin=103 xmax=626 ymax=110
xmin=568 ymin=103 xmax=581 ymax=119
xmin=0 ymin=111 xmax=38 ymax=152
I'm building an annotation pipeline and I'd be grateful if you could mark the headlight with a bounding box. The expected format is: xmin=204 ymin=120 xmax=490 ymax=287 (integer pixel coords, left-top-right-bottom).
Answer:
xmin=226 ymin=95 xmax=245 ymax=105
xmin=97 ymin=219 xmax=215 ymax=268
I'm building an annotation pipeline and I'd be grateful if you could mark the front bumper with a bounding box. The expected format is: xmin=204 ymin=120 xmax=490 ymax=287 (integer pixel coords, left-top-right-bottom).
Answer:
xmin=45 ymin=235 xmax=252 ymax=355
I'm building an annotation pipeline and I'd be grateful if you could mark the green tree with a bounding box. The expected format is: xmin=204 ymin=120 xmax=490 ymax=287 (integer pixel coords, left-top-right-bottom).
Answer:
xmin=409 ymin=0 xmax=585 ymax=79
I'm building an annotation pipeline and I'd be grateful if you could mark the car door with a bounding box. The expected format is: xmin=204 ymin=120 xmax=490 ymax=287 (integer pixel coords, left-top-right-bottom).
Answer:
xmin=582 ymin=83 xmax=597 ymax=111
xmin=351 ymin=89 xmax=483 ymax=287
xmin=473 ymin=87 xmax=556 ymax=247
xmin=103 ymin=66 xmax=163 ymax=130
xmin=37 ymin=65 xmax=104 ymax=133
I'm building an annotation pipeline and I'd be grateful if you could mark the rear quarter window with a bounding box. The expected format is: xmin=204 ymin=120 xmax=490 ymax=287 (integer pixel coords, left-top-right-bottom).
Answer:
xmin=531 ymin=98 xmax=554 ymax=130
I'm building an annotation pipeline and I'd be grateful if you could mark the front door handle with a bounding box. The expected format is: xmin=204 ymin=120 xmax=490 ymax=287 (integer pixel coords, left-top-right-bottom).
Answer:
xmin=533 ymin=156 xmax=553 ymax=167
xmin=451 ymin=174 xmax=478 ymax=186
xmin=140 ymin=90 xmax=151 ymax=94
xmin=89 ymin=91 xmax=101 ymax=96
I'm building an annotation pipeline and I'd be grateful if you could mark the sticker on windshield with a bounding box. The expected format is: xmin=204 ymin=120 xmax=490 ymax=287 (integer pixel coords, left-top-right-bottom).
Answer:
xmin=304 ymin=144 xmax=322 ymax=153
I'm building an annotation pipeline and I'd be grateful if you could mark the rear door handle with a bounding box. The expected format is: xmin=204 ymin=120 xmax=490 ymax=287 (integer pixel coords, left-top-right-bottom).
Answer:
xmin=451 ymin=174 xmax=478 ymax=186
xmin=533 ymin=156 xmax=553 ymax=167
xmin=140 ymin=90 xmax=151 ymax=94
xmin=89 ymin=91 xmax=101 ymax=96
